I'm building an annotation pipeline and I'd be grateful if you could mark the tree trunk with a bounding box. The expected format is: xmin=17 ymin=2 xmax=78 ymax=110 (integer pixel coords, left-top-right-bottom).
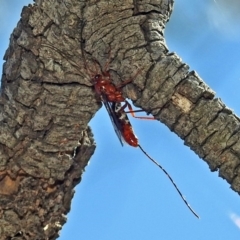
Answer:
xmin=1 ymin=0 xmax=240 ymax=239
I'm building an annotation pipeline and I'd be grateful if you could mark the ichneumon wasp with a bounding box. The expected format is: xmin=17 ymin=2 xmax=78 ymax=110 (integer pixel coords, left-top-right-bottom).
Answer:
xmin=42 ymin=42 xmax=199 ymax=218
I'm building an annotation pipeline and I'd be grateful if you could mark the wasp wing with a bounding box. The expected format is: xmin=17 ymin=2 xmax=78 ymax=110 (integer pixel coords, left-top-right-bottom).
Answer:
xmin=101 ymin=94 xmax=124 ymax=146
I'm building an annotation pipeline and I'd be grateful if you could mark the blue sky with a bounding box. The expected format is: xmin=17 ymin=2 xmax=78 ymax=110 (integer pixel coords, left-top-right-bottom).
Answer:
xmin=1 ymin=0 xmax=240 ymax=239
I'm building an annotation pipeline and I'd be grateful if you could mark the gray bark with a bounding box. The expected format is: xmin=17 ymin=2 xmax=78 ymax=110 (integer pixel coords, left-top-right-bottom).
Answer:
xmin=1 ymin=0 xmax=240 ymax=239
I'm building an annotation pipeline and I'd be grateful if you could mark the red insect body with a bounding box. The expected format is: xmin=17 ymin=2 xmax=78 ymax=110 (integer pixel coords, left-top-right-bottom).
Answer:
xmin=90 ymin=68 xmax=140 ymax=147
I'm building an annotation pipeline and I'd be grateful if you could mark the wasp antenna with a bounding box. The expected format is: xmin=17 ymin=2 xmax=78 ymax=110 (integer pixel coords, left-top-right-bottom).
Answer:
xmin=138 ymin=144 xmax=200 ymax=219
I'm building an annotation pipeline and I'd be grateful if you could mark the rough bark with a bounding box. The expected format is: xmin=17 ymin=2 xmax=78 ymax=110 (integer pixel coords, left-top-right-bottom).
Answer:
xmin=1 ymin=0 xmax=240 ymax=239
